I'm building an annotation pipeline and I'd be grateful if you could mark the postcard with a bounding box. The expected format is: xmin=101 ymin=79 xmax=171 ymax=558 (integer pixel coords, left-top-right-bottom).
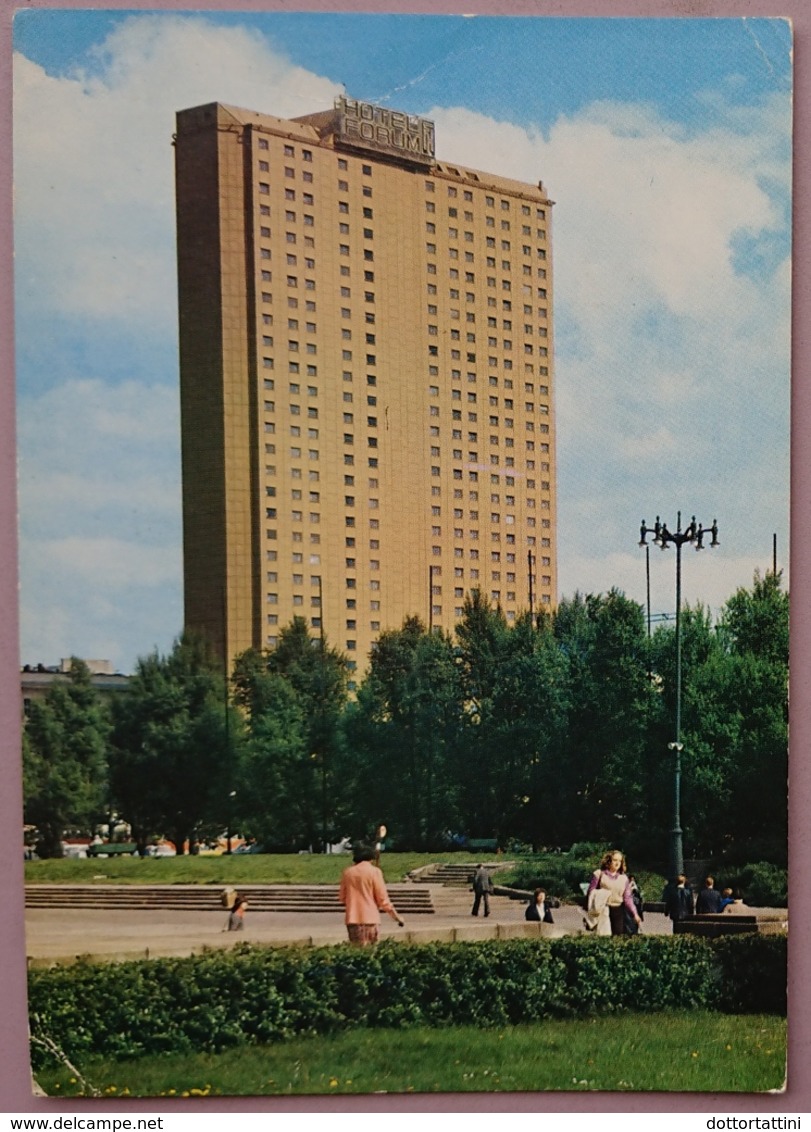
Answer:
xmin=9 ymin=8 xmax=794 ymax=1107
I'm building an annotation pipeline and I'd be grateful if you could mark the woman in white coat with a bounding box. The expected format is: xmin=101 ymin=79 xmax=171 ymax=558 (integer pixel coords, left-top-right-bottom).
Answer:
xmin=585 ymin=849 xmax=642 ymax=936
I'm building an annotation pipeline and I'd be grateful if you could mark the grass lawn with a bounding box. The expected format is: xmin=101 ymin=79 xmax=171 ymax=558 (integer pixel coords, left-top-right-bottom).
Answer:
xmin=37 ymin=1012 xmax=786 ymax=1097
xmin=25 ymin=852 xmax=489 ymax=887
xmin=23 ymin=854 xmax=665 ymax=900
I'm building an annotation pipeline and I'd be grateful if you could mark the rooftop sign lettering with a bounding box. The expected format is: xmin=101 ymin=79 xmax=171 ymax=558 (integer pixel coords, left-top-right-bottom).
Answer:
xmin=335 ymin=96 xmax=435 ymax=166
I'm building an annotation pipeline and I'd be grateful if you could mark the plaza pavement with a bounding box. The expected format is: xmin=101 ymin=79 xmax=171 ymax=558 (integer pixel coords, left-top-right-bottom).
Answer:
xmin=25 ymin=888 xmax=675 ymax=965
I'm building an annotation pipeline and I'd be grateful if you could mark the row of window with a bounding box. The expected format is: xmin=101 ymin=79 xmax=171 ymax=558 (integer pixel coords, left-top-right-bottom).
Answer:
xmin=429 ymin=299 xmax=548 ymax=320
xmin=266 ymin=558 xmax=549 ymax=583
xmin=426 ymin=232 xmax=547 ymax=257
xmin=425 ymin=179 xmax=546 ymax=217
xmin=426 ymin=208 xmax=546 ymax=242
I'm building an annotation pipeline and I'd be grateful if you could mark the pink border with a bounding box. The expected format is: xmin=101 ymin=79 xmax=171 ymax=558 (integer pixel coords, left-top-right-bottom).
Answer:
xmin=1 ymin=0 xmax=807 ymax=1114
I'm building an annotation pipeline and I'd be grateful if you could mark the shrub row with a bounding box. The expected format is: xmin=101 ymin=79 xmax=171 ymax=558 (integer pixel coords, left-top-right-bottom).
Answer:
xmin=28 ymin=934 xmax=786 ymax=1069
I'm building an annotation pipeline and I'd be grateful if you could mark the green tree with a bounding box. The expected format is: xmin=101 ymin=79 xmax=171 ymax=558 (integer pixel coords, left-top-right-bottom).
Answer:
xmin=487 ymin=611 xmax=570 ymax=848
xmin=716 ymin=571 xmax=789 ymax=859
xmin=452 ymin=591 xmax=510 ymax=839
xmin=554 ymin=590 xmax=656 ymax=849
xmin=647 ymin=572 xmax=788 ymax=862
xmin=722 ymin=570 xmax=789 ymax=665
xmin=23 ymin=659 xmax=110 ymax=857
xmin=649 ymin=605 xmax=736 ymax=858
xmin=343 ymin=617 xmax=463 ymax=848
xmin=234 ymin=667 xmax=309 ymax=848
xmin=232 ymin=620 xmax=351 ymax=850
xmin=109 ymin=633 xmax=231 ymax=853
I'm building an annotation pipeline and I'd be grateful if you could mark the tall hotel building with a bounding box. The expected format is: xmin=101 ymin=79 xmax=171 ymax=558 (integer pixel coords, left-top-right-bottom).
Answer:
xmin=175 ymin=98 xmax=557 ymax=672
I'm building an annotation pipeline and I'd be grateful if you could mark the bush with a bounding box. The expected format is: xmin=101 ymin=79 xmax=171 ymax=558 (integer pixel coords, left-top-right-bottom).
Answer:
xmin=730 ymin=862 xmax=788 ymax=908
xmin=711 ymin=933 xmax=787 ymax=1014
xmin=503 ymin=853 xmax=593 ymax=899
xmin=28 ymin=935 xmax=786 ymax=1069
xmin=551 ymin=935 xmax=717 ymax=1014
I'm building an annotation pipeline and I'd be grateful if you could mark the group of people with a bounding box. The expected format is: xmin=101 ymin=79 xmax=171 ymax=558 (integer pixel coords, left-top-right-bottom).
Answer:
xmin=222 ymin=845 xmax=407 ymax=944
xmin=664 ymin=873 xmax=745 ymax=924
xmin=470 ymin=863 xmax=556 ymax=924
xmin=221 ymin=847 xmax=749 ymax=947
xmin=585 ymin=853 xmax=749 ymax=936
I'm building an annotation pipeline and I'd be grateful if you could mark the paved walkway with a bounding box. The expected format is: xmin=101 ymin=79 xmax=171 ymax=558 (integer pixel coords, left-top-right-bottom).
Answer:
xmin=25 ymin=888 xmax=675 ymax=965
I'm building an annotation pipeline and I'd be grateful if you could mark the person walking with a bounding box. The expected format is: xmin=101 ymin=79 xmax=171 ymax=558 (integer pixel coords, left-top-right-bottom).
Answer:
xmin=586 ymin=850 xmax=642 ymax=936
xmin=225 ymin=893 xmax=248 ymax=932
xmin=338 ymin=844 xmax=405 ymax=946
xmin=664 ymin=874 xmax=695 ymax=931
xmin=471 ymin=863 xmax=494 ymax=917
xmin=695 ymin=875 xmax=723 ymax=914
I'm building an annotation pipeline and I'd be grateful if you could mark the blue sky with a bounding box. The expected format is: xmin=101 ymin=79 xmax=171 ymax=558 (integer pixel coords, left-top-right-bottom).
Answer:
xmin=13 ymin=11 xmax=792 ymax=672
xmin=14 ymin=12 xmax=791 ymax=129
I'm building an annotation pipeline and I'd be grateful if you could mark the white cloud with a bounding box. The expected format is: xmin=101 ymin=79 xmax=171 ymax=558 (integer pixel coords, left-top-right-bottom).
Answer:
xmin=25 ymin=535 xmax=179 ymax=589
xmin=17 ymin=378 xmax=182 ymax=670
xmin=430 ymin=95 xmax=790 ymax=603
xmin=13 ymin=15 xmax=341 ymax=328
xmin=17 ymin=379 xmax=180 ymax=539
xmin=19 ymin=534 xmax=182 ymax=671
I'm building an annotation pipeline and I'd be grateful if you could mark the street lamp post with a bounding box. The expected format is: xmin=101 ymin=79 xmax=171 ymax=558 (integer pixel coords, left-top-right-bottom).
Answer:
xmin=638 ymin=512 xmax=719 ymax=879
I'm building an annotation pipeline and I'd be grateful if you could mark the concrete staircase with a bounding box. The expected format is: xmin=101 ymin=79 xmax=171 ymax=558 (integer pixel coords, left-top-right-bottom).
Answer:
xmin=409 ymin=861 xmax=513 ymax=888
xmin=25 ymin=884 xmax=437 ymax=914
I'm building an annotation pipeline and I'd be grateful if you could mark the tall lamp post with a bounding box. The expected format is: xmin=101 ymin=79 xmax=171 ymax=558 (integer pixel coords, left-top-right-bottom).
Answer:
xmin=638 ymin=512 xmax=719 ymax=879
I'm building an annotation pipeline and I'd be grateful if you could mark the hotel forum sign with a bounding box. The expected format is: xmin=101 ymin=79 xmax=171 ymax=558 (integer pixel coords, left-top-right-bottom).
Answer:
xmin=335 ymin=96 xmax=435 ymax=166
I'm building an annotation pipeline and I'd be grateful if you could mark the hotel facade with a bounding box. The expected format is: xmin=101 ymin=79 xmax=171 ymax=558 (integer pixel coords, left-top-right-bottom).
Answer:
xmin=175 ymin=98 xmax=557 ymax=673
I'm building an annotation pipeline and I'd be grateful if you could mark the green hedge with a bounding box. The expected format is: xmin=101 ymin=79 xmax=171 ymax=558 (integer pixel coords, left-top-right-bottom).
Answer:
xmin=28 ymin=934 xmax=786 ymax=1069
xmin=711 ymin=933 xmax=787 ymax=1014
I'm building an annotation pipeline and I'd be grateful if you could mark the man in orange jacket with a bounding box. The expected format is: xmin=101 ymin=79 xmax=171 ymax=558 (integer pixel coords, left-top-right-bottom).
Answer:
xmin=339 ymin=844 xmax=405 ymax=945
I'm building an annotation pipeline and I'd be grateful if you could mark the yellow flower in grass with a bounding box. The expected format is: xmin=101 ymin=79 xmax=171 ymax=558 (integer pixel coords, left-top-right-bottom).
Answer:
xmin=329 ymin=1077 xmax=339 ymax=1089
